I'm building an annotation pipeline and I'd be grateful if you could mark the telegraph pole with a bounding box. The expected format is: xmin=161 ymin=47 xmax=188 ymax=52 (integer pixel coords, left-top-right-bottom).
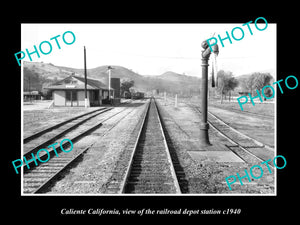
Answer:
xmin=107 ymin=66 xmax=113 ymax=101
xmin=84 ymin=46 xmax=88 ymax=108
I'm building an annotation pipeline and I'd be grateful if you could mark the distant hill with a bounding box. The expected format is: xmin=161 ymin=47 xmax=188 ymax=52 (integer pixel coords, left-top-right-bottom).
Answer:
xmin=55 ymin=65 xmax=144 ymax=88
xmin=57 ymin=65 xmax=142 ymax=80
xmin=24 ymin=62 xmax=74 ymax=80
xmin=23 ymin=61 xmax=201 ymax=96
xmin=148 ymin=71 xmax=201 ymax=95
xmin=23 ymin=61 xmax=276 ymax=96
xmin=158 ymin=71 xmax=199 ymax=83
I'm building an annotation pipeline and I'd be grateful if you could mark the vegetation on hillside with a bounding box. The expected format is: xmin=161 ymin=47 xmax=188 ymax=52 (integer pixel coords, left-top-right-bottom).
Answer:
xmin=23 ymin=61 xmax=274 ymax=99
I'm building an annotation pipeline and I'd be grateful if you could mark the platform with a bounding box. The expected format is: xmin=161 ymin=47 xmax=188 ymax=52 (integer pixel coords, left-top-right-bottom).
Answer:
xmin=187 ymin=143 xmax=244 ymax=163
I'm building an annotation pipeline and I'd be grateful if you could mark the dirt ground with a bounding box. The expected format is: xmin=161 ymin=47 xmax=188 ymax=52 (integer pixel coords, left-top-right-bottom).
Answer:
xmin=155 ymin=97 xmax=275 ymax=194
xmin=23 ymin=98 xmax=275 ymax=195
xmin=23 ymin=107 xmax=102 ymax=138
xmin=188 ymin=96 xmax=275 ymax=116
xmin=208 ymin=106 xmax=274 ymax=147
xmin=44 ymin=100 xmax=148 ymax=194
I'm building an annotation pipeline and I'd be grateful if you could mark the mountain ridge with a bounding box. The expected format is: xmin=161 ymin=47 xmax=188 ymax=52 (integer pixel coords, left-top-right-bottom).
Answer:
xmin=23 ymin=61 xmax=201 ymax=95
xmin=23 ymin=61 xmax=275 ymax=96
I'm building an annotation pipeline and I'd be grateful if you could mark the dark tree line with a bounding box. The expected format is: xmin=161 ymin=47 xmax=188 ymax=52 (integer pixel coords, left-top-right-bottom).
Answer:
xmin=23 ymin=67 xmax=43 ymax=92
xmin=209 ymin=70 xmax=273 ymax=103
xmin=243 ymin=72 xmax=273 ymax=98
xmin=23 ymin=67 xmax=55 ymax=99
xmin=120 ymin=79 xmax=135 ymax=96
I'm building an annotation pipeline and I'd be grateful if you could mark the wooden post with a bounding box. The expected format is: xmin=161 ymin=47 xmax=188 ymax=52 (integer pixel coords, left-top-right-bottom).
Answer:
xmin=108 ymin=68 xmax=111 ymax=100
xmin=84 ymin=46 xmax=88 ymax=108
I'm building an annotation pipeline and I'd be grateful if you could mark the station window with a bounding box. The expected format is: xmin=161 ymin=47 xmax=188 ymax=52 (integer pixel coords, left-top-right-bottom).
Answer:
xmin=66 ymin=90 xmax=71 ymax=100
xmin=66 ymin=90 xmax=77 ymax=101
xmin=72 ymin=90 xmax=77 ymax=101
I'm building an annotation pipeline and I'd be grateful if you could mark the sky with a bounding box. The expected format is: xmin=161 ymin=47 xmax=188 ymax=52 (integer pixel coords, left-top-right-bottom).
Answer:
xmin=21 ymin=23 xmax=276 ymax=77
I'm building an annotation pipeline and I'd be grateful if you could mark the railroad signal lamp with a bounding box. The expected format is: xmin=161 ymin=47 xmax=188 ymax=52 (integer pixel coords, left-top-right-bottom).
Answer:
xmin=212 ymin=44 xmax=219 ymax=56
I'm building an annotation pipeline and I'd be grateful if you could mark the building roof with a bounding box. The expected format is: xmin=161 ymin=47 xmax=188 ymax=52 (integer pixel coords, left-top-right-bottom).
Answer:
xmin=45 ymin=75 xmax=113 ymax=91
xmin=24 ymin=91 xmax=41 ymax=95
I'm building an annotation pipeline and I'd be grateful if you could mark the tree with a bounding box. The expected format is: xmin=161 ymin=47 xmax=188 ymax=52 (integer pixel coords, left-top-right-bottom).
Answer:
xmin=23 ymin=67 xmax=43 ymax=92
xmin=216 ymin=70 xmax=238 ymax=103
xmin=120 ymin=79 xmax=135 ymax=96
xmin=247 ymin=72 xmax=273 ymax=99
xmin=246 ymin=74 xmax=256 ymax=95
xmin=225 ymin=76 xmax=239 ymax=102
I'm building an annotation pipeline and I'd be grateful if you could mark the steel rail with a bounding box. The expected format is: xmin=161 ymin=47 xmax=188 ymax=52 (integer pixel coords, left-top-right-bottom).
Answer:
xmin=24 ymin=107 xmax=109 ymax=144
xmin=121 ymin=98 xmax=181 ymax=194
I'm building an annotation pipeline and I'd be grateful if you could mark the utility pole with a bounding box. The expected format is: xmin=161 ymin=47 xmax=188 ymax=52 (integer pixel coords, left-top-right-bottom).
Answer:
xmin=28 ymin=76 xmax=31 ymax=102
xmin=107 ymin=66 xmax=113 ymax=101
xmin=84 ymin=46 xmax=88 ymax=108
xmin=199 ymin=40 xmax=219 ymax=147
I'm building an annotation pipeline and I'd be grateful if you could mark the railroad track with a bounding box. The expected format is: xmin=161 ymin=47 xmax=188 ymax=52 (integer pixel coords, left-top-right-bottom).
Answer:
xmin=24 ymin=107 xmax=109 ymax=144
xmin=23 ymin=143 xmax=93 ymax=194
xmin=23 ymin=107 xmax=112 ymax=158
xmin=121 ymin=98 xmax=181 ymax=194
xmin=23 ymin=106 xmax=137 ymax=194
xmin=209 ymin=105 xmax=274 ymax=120
xmin=191 ymin=105 xmax=275 ymax=166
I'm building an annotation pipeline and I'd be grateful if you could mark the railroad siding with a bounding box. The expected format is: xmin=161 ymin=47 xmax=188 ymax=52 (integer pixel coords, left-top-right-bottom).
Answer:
xmin=155 ymin=98 xmax=275 ymax=194
xmin=42 ymin=101 xmax=149 ymax=194
xmin=22 ymin=97 xmax=276 ymax=195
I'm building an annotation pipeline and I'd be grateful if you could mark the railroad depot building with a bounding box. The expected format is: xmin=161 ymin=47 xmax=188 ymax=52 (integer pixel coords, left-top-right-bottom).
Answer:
xmin=46 ymin=75 xmax=114 ymax=107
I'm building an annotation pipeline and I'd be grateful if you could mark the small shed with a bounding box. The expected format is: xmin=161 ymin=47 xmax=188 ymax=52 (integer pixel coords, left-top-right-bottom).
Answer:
xmin=24 ymin=91 xmax=42 ymax=101
xmin=45 ymin=75 xmax=114 ymax=107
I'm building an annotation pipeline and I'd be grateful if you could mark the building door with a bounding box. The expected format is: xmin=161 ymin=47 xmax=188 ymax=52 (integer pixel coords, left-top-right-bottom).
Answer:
xmin=90 ymin=90 xmax=100 ymax=106
xmin=53 ymin=91 xmax=65 ymax=106
xmin=66 ymin=90 xmax=78 ymax=106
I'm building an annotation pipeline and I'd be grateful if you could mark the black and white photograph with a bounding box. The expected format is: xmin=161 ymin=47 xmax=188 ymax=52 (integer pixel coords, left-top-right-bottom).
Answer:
xmin=20 ymin=23 xmax=277 ymax=195
xmin=5 ymin=13 xmax=298 ymax=220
